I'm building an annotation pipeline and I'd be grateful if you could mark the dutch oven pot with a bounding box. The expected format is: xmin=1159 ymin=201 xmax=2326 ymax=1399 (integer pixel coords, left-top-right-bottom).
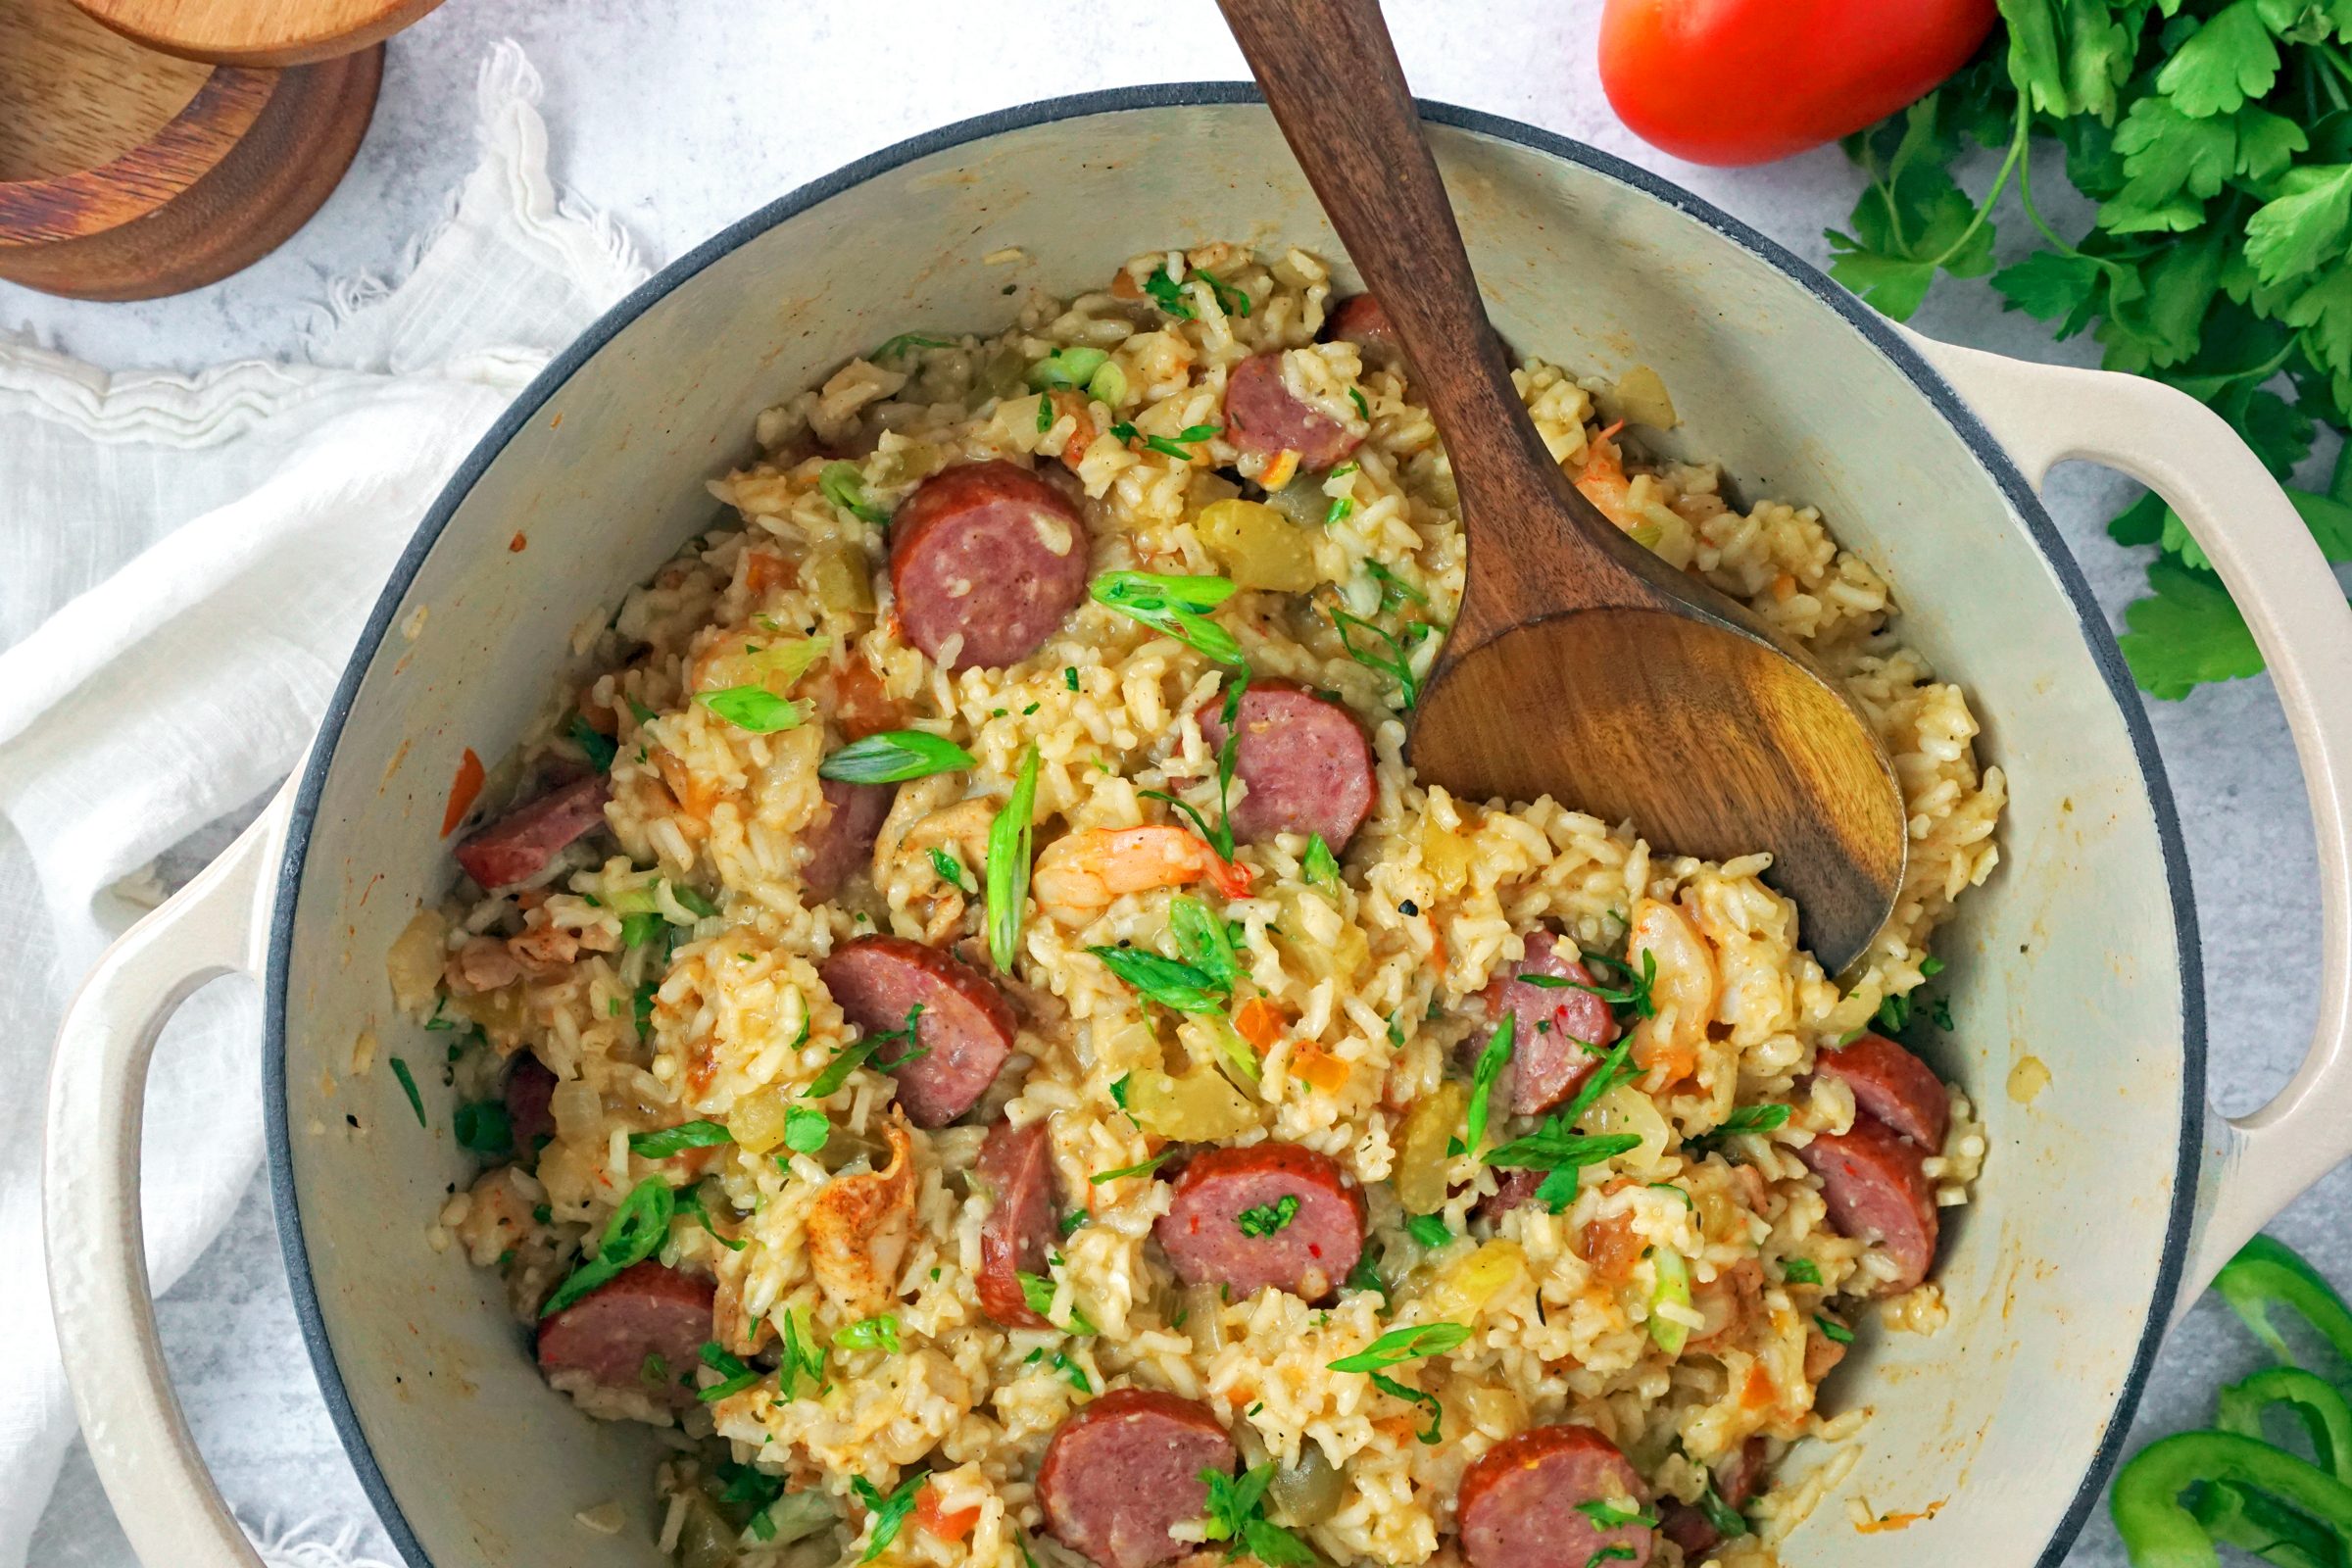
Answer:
xmin=42 ymin=87 xmax=2352 ymax=1568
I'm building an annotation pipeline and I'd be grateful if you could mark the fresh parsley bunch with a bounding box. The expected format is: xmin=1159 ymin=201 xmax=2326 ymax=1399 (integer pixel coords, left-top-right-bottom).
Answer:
xmin=1827 ymin=0 xmax=2352 ymax=699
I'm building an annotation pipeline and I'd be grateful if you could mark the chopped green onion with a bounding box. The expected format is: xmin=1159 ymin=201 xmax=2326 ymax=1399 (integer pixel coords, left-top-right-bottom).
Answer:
xmin=1036 ymin=394 xmax=1054 ymax=434
xmin=1328 ymin=1321 xmax=1469 ymax=1373
xmin=819 ymin=729 xmax=977 ymax=783
xmin=1087 ymin=361 xmax=1128 ymax=405
xmin=1348 ymin=387 xmax=1370 ymax=419
xmin=629 ymin=1120 xmax=734 ymax=1158
xmin=1404 ymin=1213 xmax=1451 ymax=1249
xmin=697 ymin=686 xmax=807 ymax=734
xmin=1087 ymin=945 xmax=1227 ymax=1014
xmin=819 ymin=462 xmax=889 ymax=525
xmin=1648 ymin=1246 xmax=1692 ymax=1355
xmin=1142 ymin=268 xmax=1195 ymax=319
xmin=388 ymin=1057 xmax=425 ymax=1127
xmin=928 ymin=847 xmax=970 ymax=892
xmin=987 ymin=747 xmax=1041 ymax=970
xmin=1329 ymin=605 xmax=1423 ymax=709
xmin=1091 ymin=1151 xmax=1173 ymax=1184
xmin=1816 ymin=1314 xmax=1855 ymax=1345
xmin=1142 ymin=423 xmax=1222 ymax=461
xmin=541 ymin=1177 xmax=675 ymax=1317
xmin=1301 ymin=833 xmax=1342 ymax=890
xmin=1197 ymin=270 xmax=1252 ymax=318
xmin=567 ymin=713 xmax=618 ymax=772
xmin=850 ymin=1472 xmax=927 ymax=1564
xmin=1092 ymin=570 xmax=1244 ymax=665
xmin=454 ymin=1101 xmax=512 ymax=1156
xmin=697 ymin=1341 xmax=762 ymax=1402
xmin=1015 ymin=1270 xmax=1097 ymax=1334
xmin=833 ymin=1313 xmax=902 ymax=1353
xmin=872 ymin=332 xmax=952 ymax=361
xmin=1465 ymin=1017 xmax=1515 ymax=1154
xmin=1028 ymin=346 xmax=1110 ymax=391
xmin=1783 ymin=1257 xmax=1823 ymax=1285
xmin=672 ymin=884 xmax=719 ymax=918
xmin=1712 ymin=1104 xmax=1792 ymax=1138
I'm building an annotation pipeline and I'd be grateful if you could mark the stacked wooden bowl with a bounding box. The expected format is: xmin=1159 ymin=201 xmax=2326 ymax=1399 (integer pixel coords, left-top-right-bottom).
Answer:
xmin=0 ymin=0 xmax=444 ymax=300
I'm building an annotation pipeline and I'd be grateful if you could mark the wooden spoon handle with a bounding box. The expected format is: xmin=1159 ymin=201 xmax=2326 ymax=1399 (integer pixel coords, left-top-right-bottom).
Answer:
xmin=1216 ymin=0 xmax=1640 ymax=633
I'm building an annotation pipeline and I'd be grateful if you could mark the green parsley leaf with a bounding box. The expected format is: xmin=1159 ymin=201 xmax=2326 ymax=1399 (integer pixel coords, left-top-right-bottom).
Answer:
xmin=783 ymin=1103 xmax=830 ymax=1155
xmin=566 ymin=713 xmax=618 ymax=772
xmin=1712 ymin=1104 xmax=1793 ymax=1138
xmin=1200 ymin=1465 xmax=1322 ymax=1566
xmin=1237 ymin=1195 xmax=1301 ymax=1238
xmin=2119 ymin=557 xmax=2264 ymax=698
xmin=819 ymin=730 xmax=976 ymax=783
xmin=928 ymin=846 xmax=971 ymax=892
xmin=1143 ymin=267 xmax=1196 ymax=319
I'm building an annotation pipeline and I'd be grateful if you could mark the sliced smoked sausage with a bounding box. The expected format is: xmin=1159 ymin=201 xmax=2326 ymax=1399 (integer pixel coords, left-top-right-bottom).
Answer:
xmin=1223 ymin=352 xmax=1361 ymax=470
xmin=454 ymin=773 xmax=611 ymax=890
xmin=1038 ymin=1388 xmax=1237 ymax=1568
xmin=1796 ymin=1113 xmax=1938 ymax=1294
xmin=1198 ymin=680 xmax=1375 ymax=850
xmin=1325 ymin=293 xmax=1401 ymax=368
xmin=1459 ymin=1424 xmax=1654 ymax=1568
xmin=535 ymin=1259 xmax=712 ymax=1408
xmin=506 ymin=1054 xmax=558 ymax=1152
xmin=1478 ymin=930 xmax=1621 ymax=1116
xmin=803 ymin=778 xmax=895 ymax=900
xmin=818 ymin=934 xmax=1018 ymax=1127
xmin=976 ymin=1117 xmax=1059 ymax=1328
xmin=1658 ymin=1436 xmax=1767 ymax=1559
xmin=1152 ymin=1143 xmax=1365 ymax=1302
xmin=1817 ymin=1031 xmax=1949 ymax=1152
xmin=889 ymin=460 xmax=1090 ymax=671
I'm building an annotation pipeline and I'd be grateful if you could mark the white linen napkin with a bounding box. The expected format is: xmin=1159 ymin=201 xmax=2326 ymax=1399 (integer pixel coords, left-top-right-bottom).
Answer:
xmin=0 ymin=43 xmax=648 ymax=1568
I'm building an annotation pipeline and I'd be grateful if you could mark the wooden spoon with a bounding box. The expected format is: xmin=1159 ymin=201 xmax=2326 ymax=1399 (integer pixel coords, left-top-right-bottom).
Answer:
xmin=1219 ymin=0 xmax=1908 ymax=974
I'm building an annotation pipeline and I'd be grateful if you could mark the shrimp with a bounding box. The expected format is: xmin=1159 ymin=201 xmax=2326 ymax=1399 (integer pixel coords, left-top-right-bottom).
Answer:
xmin=807 ymin=1115 xmax=917 ymax=1320
xmin=1032 ymin=825 xmax=1250 ymax=922
xmin=1574 ymin=421 xmax=1640 ymax=532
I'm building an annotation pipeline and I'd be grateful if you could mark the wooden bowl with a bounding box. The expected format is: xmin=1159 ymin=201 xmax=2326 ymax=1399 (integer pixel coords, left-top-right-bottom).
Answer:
xmin=69 ymin=0 xmax=444 ymax=68
xmin=0 ymin=0 xmax=380 ymax=301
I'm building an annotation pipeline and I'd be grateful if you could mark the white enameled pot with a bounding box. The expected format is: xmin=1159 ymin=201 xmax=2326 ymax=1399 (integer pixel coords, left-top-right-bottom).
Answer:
xmin=42 ymin=88 xmax=2352 ymax=1568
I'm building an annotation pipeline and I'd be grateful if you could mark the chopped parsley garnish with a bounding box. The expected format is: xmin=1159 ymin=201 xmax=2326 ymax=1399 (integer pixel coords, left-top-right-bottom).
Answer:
xmin=1930 ymin=995 xmax=1956 ymax=1031
xmin=1404 ymin=1213 xmax=1451 ymax=1249
xmin=697 ymin=685 xmax=806 ymax=734
xmin=850 ymin=1472 xmax=927 ymax=1564
xmin=1091 ymin=570 xmax=1245 ymax=665
xmin=1059 ymin=1208 xmax=1087 ymax=1238
xmin=629 ymin=1119 xmax=734 ymax=1158
xmin=928 ymin=847 xmax=971 ymax=893
xmin=1142 ymin=267 xmax=1195 ymax=319
xmin=1064 ymin=666 xmax=1081 ymax=691
xmin=1346 ymin=1247 xmax=1387 ymax=1299
xmin=453 ymin=1099 xmax=510 ymax=1156
xmin=567 ymin=712 xmax=618 ymax=772
xmin=1464 ymin=1017 xmax=1514 ymax=1152
xmin=819 ymin=729 xmax=977 ymax=783
xmin=1091 ymin=1151 xmax=1174 ymax=1185
xmin=541 ymin=1176 xmax=674 ymax=1317
xmin=833 ymin=1313 xmax=902 ymax=1353
xmin=1877 ymin=990 xmax=1912 ymax=1033
xmin=697 ymin=1341 xmax=762 ymax=1402
xmin=818 ymin=462 xmax=889 ymax=525
xmin=672 ymin=883 xmax=719 ymax=918
xmin=1036 ymin=393 xmax=1055 ymax=434
xmin=1325 ymin=496 xmax=1354 ymax=525
xmin=388 ymin=1057 xmax=425 ymax=1127
xmin=1200 ymin=1463 xmax=1321 ymax=1565
xmin=1197 ymin=270 xmax=1252 ymax=318
xmin=1587 ymin=1548 xmax=1639 ymax=1568
xmin=778 ymin=1307 xmax=828 ymax=1397
xmin=675 ymin=1184 xmax=745 ymax=1251
xmin=987 ymin=745 xmax=1041 ymax=970
xmin=1783 ymin=1257 xmax=1823 ymax=1286
xmin=1015 ymin=1270 xmax=1098 ymax=1334
xmin=783 ymin=1103 xmax=830 ymax=1155
xmin=1237 ymin=1195 xmax=1301 ymax=1238
xmin=1698 ymin=1477 xmax=1750 ymax=1540
xmin=1348 ymin=387 xmax=1370 ymax=420
xmin=1816 ymin=1314 xmax=1855 ymax=1346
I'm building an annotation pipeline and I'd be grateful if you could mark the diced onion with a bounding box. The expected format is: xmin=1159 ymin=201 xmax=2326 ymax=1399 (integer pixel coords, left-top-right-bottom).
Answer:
xmin=1393 ymin=1082 xmax=1468 ymax=1215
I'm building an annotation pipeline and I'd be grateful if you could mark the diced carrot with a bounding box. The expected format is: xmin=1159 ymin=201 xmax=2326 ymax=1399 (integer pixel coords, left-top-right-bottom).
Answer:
xmin=655 ymin=751 xmax=718 ymax=821
xmin=1050 ymin=391 xmax=1098 ymax=467
xmin=1258 ymin=448 xmax=1300 ymax=491
xmin=508 ymin=530 xmax=528 ymax=553
xmin=441 ymin=749 xmax=485 ymax=838
xmin=1771 ymin=571 xmax=1797 ymax=602
xmin=914 ymin=1483 xmax=981 ymax=1543
xmin=1292 ymin=1041 xmax=1351 ymax=1095
xmin=1233 ymin=998 xmax=1286 ymax=1051
xmin=1740 ymin=1360 xmax=1776 ymax=1410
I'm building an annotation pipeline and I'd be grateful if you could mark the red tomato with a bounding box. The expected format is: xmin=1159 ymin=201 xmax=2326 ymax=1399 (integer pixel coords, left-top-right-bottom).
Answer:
xmin=1597 ymin=0 xmax=1998 ymax=167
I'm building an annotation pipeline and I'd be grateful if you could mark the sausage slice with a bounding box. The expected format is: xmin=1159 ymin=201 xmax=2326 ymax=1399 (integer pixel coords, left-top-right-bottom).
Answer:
xmin=1038 ymin=1388 xmax=1237 ymax=1568
xmin=506 ymin=1054 xmax=558 ymax=1152
xmin=803 ymin=778 xmax=896 ymax=900
xmin=1325 ymin=293 xmax=1401 ymax=368
xmin=1152 ymin=1143 xmax=1365 ymax=1302
xmin=1478 ymin=930 xmax=1621 ymax=1116
xmin=1198 ymin=680 xmax=1375 ymax=850
xmin=1658 ymin=1436 xmax=1767 ymax=1558
xmin=976 ymin=1118 xmax=1059 ymax=1328
xmin=535 ymin=1259 xmax=712 ymax=1408
xmin=1796 ymin=1112 xmax=1938 ymax=1294
xmin=818 ymin=934 xmax=1017 ymax=1127
xmin=1459 ymin=1424 xmax=1653 ymax=1568
xmin=454 ymin=773 xmax=611 ymax=890
xmin=1223 ymin=352 xmax=1361 ymax=469
xmin=1817 ymin=1031 xmax=1949 ymax=1152
xmin=889 ymin=460 xmax=1090 ymax=671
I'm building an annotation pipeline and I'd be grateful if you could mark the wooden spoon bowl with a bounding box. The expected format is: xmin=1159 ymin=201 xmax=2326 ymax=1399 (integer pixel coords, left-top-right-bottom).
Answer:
xmin=1220 ymin=0 xmax=1909 ymax=971
xmin=0 ymin=0 xmax=379 ymax=301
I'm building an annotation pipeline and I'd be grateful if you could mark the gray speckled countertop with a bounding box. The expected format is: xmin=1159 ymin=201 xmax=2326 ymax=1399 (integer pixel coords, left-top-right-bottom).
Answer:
xmin=9 ymin=1 xmax=2348 ymax=1562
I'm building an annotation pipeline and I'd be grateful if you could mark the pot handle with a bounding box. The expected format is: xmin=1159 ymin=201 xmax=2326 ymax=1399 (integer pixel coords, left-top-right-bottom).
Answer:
xmin=1905 ymin=330 xmax=2352 ymax=1308
xmin=40 ymin=781 xmax=297 ymax=1568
